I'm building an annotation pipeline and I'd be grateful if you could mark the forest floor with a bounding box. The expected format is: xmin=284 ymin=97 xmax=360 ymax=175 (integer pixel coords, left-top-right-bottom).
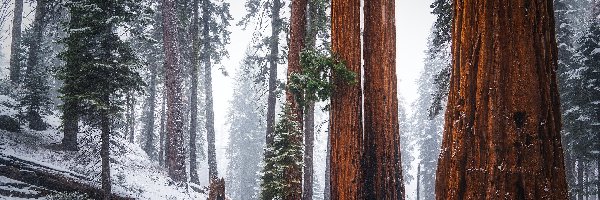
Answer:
xmin=0 ymin=95 xmax=207 ymax=199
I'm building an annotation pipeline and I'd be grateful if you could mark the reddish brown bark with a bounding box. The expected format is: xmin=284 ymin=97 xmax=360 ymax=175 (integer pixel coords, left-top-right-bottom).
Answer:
xmin=435 ymin=0 xmax=568 ymax=199
xmin=363 ymin=0 xmax=405 ymax=199
xmin=330 ymin=0 xmax=362 ymax=199
xmin=284 ymin=0 xmax=307 ymax=199
xmin=162 ymin=0 xmax=187 ymax=185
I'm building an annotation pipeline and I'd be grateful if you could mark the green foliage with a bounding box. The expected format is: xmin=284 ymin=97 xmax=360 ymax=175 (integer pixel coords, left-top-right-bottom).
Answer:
xmin=288 ymin=49 xmax=356 ymax=108
xmin=260 ymin=104 xmax=303 ymax=200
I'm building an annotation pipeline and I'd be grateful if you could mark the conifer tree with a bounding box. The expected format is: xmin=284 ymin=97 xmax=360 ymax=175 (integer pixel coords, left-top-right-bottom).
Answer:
xmin=9 ymin=0 xmax=24 ymax=84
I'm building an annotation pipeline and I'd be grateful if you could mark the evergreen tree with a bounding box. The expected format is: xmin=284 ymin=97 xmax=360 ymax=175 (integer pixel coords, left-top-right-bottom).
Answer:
xmin=427 ymin=0 xmax=452 ymax=118
xmin=58 ymin=0 xmax=144 ymax=196
xmin=226 ymin=50 xmax=266 ymax=200
xmin=260 ymin=104 xmax=303 ymax=200
xmin=9 ymin=0 xmax=24 ymax=84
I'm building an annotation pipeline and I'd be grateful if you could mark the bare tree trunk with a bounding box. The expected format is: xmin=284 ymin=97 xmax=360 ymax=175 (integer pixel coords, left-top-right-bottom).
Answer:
xmin=188 ymin=0 xmax=200 ymax=184
xmin=163 ymin=0 xmax=187 ymax=184
xmin=435 ymin=0 xmax=568 ymax=199
xmin=330 ymin=0 xmax=362 ymax=199
xmin=265 ymin=0 xmax=281 ymax=146
xmin=417 ymin=164 xmax=421 ymax=200
xmin=127 ymin=93 xmax=135 ymax=143
xmin=201 ymin=0 xmax=217 ymax=181
xmin=9 ymin=0 xmax=24 ymax=84
xmin=100 ymin=96 xmax=111 ymax=200
xmin=62 ymin=98 xmax=79 ymax=151
xmin=303 ymin=103 xmax=314 ymax=200
xmin=363 ymin=0 xmax=404 ymax=199
xmin=323 ymin=131 xmax=330 ymax=200
xmin=143 ymin=62 xmax=158 ymax=160
xmin=578 ymin=160 xmax=584 ymax=200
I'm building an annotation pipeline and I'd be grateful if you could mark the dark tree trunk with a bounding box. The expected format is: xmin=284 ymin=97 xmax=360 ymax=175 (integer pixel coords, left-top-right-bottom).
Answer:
xmin=323 ymin=130 xmax=330 ymax=200
xmin=303 ymin=103 xmax=314 ymax=200
xmin=9 ymin=0 xmax=24 ymax=84
xmin=201 ymin=0 xmax=217 ymax=181
xmin=363 ymin=0 xmax=405 ymax=199
xmin=188 ymin=0 xmax=200 ymax=184
xmin=330 ymin=0 xmax=362 ymax=199
xmin=417 ymin=164 xmax=421 ymax=200
xmin=127 ymin=93 xmax=135 ymax=143
xmin=163 ymin=0 xmax=187 ymax=184
xmin=100 ymin=100 xmax=111 ymax=200
xmin=159 ymin=89 xmax=166 ymax=167
xmin=143 ymin=62 xmax=158 ymax=160
xmin=265 ymin=0 xmax=281 ymax=146
xmin=25 ymin=0 xmax=48 ymax=131
xmin=578 ymin=160 xmax=584 ymax=200
xmin=435 ymin=0 xmax=568 ymax=199
xmin=62 ymin=98 xmax=79 ymax=151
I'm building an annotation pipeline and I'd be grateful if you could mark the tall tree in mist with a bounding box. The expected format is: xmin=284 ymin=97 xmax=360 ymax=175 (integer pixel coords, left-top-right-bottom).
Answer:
xmin=329 ymin=0 xmax=362 ymax=198
xmin=9 ymin=0 xmax=23 ymax=84
xmin=162 ymin=0 xmax=187 ymax=185
xmin=189 ymin=0 xmax=201 ymax=184
xmin=435 ymin=0 xmax=568 ymax=199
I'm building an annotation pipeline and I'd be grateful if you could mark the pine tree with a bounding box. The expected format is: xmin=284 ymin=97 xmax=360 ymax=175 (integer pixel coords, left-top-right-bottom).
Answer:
xmin=260 ymin=104 xmax=304 ymax=200
xmin=226 ymin=50 xmax=266 ymax=200
xmin=59 ymin=0 xmax=144 ymax=197
xmin=435 ymin=0 xmax=568 ymax=199
xmin=428 ymin=0 xmax=452 ymax=118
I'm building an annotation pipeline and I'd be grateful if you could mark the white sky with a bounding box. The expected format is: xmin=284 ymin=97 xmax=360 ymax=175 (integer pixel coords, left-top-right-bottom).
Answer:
xmin=0 ymin=0 xmax=435 ymax=198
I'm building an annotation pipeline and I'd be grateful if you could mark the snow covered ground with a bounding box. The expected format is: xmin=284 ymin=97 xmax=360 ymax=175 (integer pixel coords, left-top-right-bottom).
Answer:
xmin=0 ymin=95 xmax=207 ymax=199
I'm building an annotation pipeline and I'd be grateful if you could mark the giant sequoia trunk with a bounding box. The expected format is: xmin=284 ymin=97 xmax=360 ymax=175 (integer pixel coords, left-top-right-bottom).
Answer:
xmin=9 ymin=0 xmax=24 ymax=84
xmin=162 ymin=0 xmax=187 ymax=185
xmin=202 ymin=0 xmax=218 ymax=181
xmin=189 ymin=0 xmax=200 ymax=184
xmin=363 ymin=0 xmax=405 ymax=199
xmin=435 ymin=0 xmax=568 ymax=199
xmin=285 ymin=0 xmax=307 ymax=198
xmin=330 ymin=0 xmax=362 ymax=199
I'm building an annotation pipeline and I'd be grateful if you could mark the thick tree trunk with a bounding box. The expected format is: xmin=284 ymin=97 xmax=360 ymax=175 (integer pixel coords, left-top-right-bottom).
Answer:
xmin=25 ymin=0 xmax=47 ymax=131
xmin=9 ymin=0 xmax=24 ymax=84
xmin=62 ymin=98 xmax=79 ymax=151
xmin=435 ymin=0 xmax=568 ymax=199
xmin=100 ymin=102 xmax=111 ymax=200
xmin=189 ymin=0 xmax=200 ymax=184
xmin=363 ymin=0 xmax=404 ymax=199
xmin=162 ymin=0 xmax=187 ymax=184
xmin=202 ymin=0 xmax=218 ymax=181
xmin=330 ymin=0 xmax=362 ymax=199
xmin=303 ymin=103 xmax=314 ymax=200
xmin=285 ymin=0 xmax=307 ymax=199
xmin=265 ymin=0 xmax=281 ymax=146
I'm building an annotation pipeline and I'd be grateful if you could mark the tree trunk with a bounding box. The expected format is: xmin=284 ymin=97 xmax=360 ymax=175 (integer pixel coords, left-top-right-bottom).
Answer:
xmin=143 ymin=62 xmax=158 ymax=160
xmin=417 ymin=164 xmax=421 ymax=200
xmin=9 ymin=0 xmax=24 ymax=84
xmin=162 ymin=0 xmax=187 ymax=185
xmin=62 ymin=98 xmax=79 ymax=151
xmin=100 ymin=99 xmax=111 ymax=200
xmin=188 ymin=0 xmax=200 ymax=184
xmin=159 ymin=88 xmax=166 ymax=167
xmin=201 ymin=0 xmax=218 ymax=181
xmin=578 ymin=160 xmax=584 ymax=200
xmin=323 ymin=131 xmax=330 ymax=200
xmin=435 ymin=0 xmax=568 ymax=199
xmin=25 ymin=0 xmax=47 ymax=131
xmin=265 ymin=0 xmax=281 ymax=147
xmin=303 ymin=103 xmax=314 ymax=200
xmin=330 ymin=0 xmax=362 ymax=199
xmin=285 ymin=0 xmax=307 ymax=199
xmin=363 ymin=0 xmax=404 ymax=199
xmin=127 ymin=93 xmax=135 ymax=143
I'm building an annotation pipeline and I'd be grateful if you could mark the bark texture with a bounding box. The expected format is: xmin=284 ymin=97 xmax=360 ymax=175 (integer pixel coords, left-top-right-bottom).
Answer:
xmin=363 ymin=0 xmax=405 ymax=198
xmin=330 ymin=0 xmax=362 ymax=199
xmin=435 ymin=0 xmax=568 ymax=199
xmin=189 ymin=0 xmax=200 ymax=184
xmin=61 ymin=99 xmax=79 ymax=151
xmin=9 ymin=0 xmax=24 ymax=84
xmin=285 ymin=0 xmax=307 ymax=198
xmin=100 ymin=102 xmax=111 ymax=200
xmin=202 ymin=0 xmax=218 ymax=181
xmin=162 ymin=0 xmax=187 ymax=184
